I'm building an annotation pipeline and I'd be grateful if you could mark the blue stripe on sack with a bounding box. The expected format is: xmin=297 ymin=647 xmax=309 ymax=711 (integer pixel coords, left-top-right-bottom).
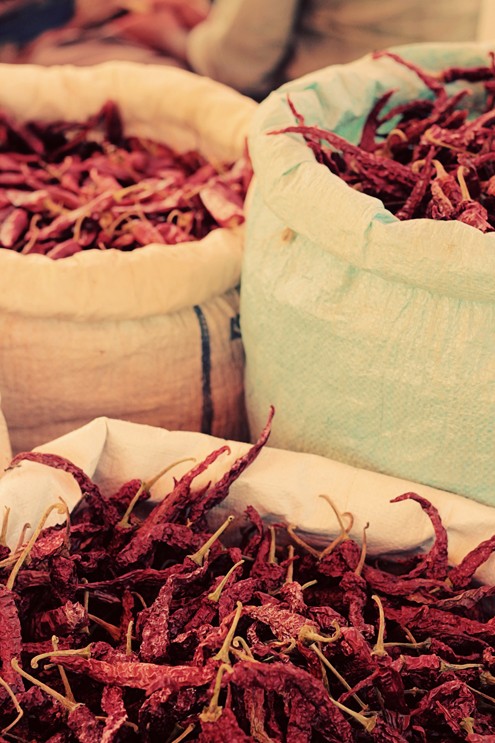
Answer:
xmin=193 ymin=305 xmax=213 ymax=434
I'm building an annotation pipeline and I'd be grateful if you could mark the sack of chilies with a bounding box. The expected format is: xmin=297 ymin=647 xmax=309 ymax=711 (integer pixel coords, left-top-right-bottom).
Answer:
xmin=0 ymin=415 xmax=494 ymax=738
xmin=242 ymin=41 xmax=495 ymax=507
xmin=0 ymin=61 xmax=257 ymax=453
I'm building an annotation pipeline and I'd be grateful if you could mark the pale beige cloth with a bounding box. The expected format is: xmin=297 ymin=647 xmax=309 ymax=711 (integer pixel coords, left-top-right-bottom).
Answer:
xmin=187 ymin=0 xmax=482 ymax=98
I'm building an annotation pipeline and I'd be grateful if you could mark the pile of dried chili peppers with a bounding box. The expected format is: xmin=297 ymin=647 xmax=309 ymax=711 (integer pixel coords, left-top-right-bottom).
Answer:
xmin=0 ymin=101 xmax=252 ymax=258
xmin=272 ymin=50 xmax=495 ymax=232
xmin=0 ymin=408 xmax=494 ymax=741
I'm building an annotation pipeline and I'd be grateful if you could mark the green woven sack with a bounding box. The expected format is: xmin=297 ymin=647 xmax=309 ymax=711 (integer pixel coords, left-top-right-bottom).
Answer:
xmin=242 ymin=42 xmax=495 ymax=507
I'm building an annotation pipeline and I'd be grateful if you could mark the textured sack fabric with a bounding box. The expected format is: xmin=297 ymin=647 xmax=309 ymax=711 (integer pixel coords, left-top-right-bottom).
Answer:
xmin=242 ymin=42 xmax=495 ymax=507
xmin=1 ymin=416 xmax=494 ymax=584
xmin=0 ymin=61 xmax=256 ymax=452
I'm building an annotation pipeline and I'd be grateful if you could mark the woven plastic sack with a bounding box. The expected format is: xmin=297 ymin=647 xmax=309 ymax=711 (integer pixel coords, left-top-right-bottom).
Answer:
xmin=242 ymin=41 xmax=495 ymax=508
xmin=1 ymin=416 xmax=494 ymax=584
xmin=0 ymin=61 xmax=257 ymax=453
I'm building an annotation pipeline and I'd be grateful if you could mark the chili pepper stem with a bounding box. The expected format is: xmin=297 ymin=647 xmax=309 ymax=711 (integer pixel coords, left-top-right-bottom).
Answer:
xmin=11 ymin=659 xmax=79 ymax=712
xmin=118 ymin=457 xmax=196 ymax=528
xmin=0 ymin=674 xmax=23 ymax=735
xmin=371 ymin=595 xmax=388 ymax=657
xmin=354 ymin=523 xmax=369 ymax=576
xmin=285 ymin=545 xmax=295 ymax=583
xmin=457 ymin=165 xmax=471 ymax=200
xmin=131 ymin=591 xmax=148 ymax=609
xmin=231 ymin=636 xmax=255 ymax=659
xmin=466 ymin=684 xmax=495 ymax=705
xmin=168 ymin=723 xmax=195 ymax=743
xmin=433 ymin=159 xmax=449 ymax=179
xmin=14 ymin=524 xmax=31 ymax=554
xmin=268 ymin=526 xmax=277 ymax=564
xmin=482 ymin=669 xmax=495 ymax=685
xmin=0 ymin=506 xmax=10 ymax=547
xmin=59 ymin=498 xmax=71 ymax=550
xmin=31 ymin=643 xmax=92 ymax=670
xmin=318 ymin=495 xmax=350 ymax=535
xmin=402 ymin=626 xmax=419 ymax=645
xmin=286 ymin=524 xmax=321 ymax=559
xmin=79 ymin=578 xmax=90 ymax=635
xmin=208 ymin=560 xmax=244 ymax=602
xmin=299 ymin=620 xmax=341 ymax=646
xmin=440 ymin=660 xmax=482 ymax=671
xmin=87 ymin=613 xmax=121 ymax=641
xmin=7 ymin=502 xmax=67 ymax=591
xmin=327 ymin=691 xmax=377 ymax=732
xmin=0 ymin=553 xmax=18 ymax=569
xmin=310 ymin=643 xmax=368 ymax=711
xmin=95 ymin=716 xmax=139 ymax=733
xmin=384 ymin=639 xmax=431 ymax=650
xmin=460 ymin=718 xmax=475 ymax=735
xmin=319 ymin=530 xmax=349 ymax=559
xmin=300 ymin=579 xmax=318 ymax=591
xmin=271 ymin=638 xmax=297 ymax=653
xmin=318 ymin=496 xmax=354 ymax=559
xmin=125 ymin=620 xmax=134 ymax=655
xmin=51 ymin=636 xmax=75 ymax=704
xmin=213 ymin=602 xmax=243 ymax=664
xmin=199 ymin=663 xmax=232 ymax=723
xmin=187 ymin=515 xmax=235 ymax=567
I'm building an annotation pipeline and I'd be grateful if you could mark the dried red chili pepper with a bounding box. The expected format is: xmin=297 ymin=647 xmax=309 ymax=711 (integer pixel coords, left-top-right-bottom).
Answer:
xmin=66 ymin=705 xmax=104 ymax=743
xmin=373 ymin=50 xmax=446 ymax=98
xmin=8 ymin=452 xmax=107 ymax=521
xmin=230 ymin=660 xmax=356 ymax=742
xmin=139 ymin=561 xmax=209 ymax=663
xmin=0 ymin=586 xmax=24 ymax=695
xmin=48 ymin=654 xmax=216 ymax=694
xmin=116 ymin=446 xmax=231 ymax=568
xmin=449 ymin=533 xmax=495 ymax=590
xmin=411 ymin=678 xmax=476 ymax=736
xmin=99 ymin=684 xmax=129 ymax=741
xmin=28 ymin=601 xmax=88 ymax=642
xmin=390 ymin=492 xmax=449 ymax=580
xmin=188 ymin=406 xmax=275 ymax=523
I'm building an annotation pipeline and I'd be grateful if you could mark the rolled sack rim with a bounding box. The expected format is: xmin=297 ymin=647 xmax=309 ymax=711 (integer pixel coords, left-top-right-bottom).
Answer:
xmin=248 ymin=41 xmax=495 ymax=302
xmin=0 ymin=60 xmax=256 ymax=161
xmin=0 ymin=60 xmax=256 ymax=320
xmin=0 ymin=227 xmax=244 ymax=320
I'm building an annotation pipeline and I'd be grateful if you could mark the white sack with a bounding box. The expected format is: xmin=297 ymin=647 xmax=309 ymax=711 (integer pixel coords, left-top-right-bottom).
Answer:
xmin=1 ymin=416 xmax=494 ymax=584
xmin=0 ymin=61 xmax=257 ymax=452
